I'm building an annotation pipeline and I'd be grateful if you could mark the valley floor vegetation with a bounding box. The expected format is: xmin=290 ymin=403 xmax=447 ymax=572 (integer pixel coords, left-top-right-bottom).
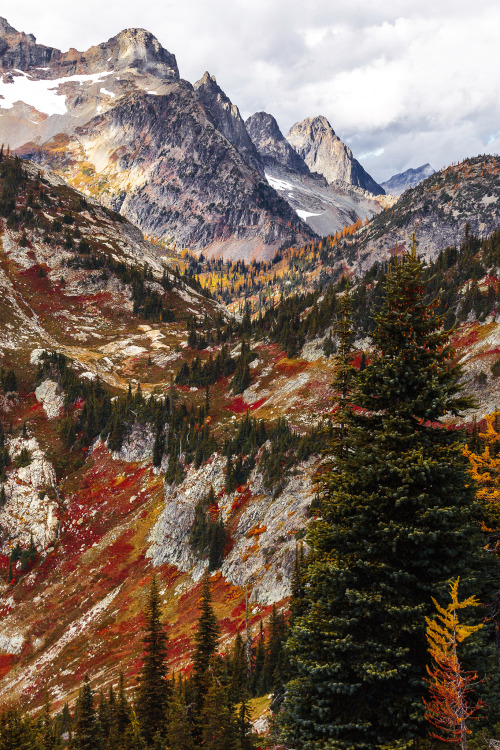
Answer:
xmin=2 ymin=238 xmax=500 ymax=750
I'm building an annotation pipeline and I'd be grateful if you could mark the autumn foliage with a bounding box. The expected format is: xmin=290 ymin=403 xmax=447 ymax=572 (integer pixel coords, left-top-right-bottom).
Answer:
xmin=424 ymin=578 xmax=484 ymax=748
xmin=464 ymin=411 xmax=500 ymax=544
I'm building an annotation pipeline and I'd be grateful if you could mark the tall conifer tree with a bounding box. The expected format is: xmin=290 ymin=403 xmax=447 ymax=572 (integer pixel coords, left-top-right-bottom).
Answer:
xmin=137 ymin=576 xmax=170 ymax=745
xmin=74 ymin=676 xmax=101 ymax=750
xmin=282 ymin=238 xmax=498 ymax=749
xmin=192 ymin=573 xmax=220 ymax=712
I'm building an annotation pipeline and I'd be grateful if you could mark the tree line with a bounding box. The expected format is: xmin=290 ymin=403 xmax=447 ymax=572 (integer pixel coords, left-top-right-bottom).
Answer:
xmin=0 ymin=574 xmax=289 ymax=750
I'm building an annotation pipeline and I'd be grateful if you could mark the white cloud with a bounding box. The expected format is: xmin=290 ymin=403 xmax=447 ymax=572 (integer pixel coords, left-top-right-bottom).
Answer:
xmin=1 ymin=0 xmax=499 ymax=182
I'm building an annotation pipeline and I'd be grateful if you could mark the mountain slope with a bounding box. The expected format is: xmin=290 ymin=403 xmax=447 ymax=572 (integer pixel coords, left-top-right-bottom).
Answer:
xmin=353 ymin=155 xmax=500 ymax=271
xmin=0 ymin=154 xmax=334 ymax=710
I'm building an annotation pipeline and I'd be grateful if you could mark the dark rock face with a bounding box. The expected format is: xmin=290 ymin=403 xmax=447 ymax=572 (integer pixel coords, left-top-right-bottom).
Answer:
xmin=0 ymin=17 xmax=60 ymax=71
xmin=245 ymin=111 xmax=310 ymax=174
xmin=194 ymin=72 xmax=263 ymax=175
xmin=286 ymin=116 xmax=384 ymax=195
xmin=381 ymin=164 xmax=435 ymax=197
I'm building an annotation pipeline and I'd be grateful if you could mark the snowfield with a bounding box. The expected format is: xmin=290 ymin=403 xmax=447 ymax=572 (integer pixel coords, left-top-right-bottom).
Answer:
xmin=0 ymin=70 xmax=114 ymax=116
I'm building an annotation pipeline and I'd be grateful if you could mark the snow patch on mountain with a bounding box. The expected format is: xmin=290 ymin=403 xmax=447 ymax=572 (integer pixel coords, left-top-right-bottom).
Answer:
xmin=0 ymin=70 xmax=113 ymax=116
xmin=296 ymin=209 xmax=322 ymax=220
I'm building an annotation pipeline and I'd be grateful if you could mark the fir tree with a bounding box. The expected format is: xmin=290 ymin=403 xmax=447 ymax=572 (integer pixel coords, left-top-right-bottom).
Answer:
xmin=253 ymin=622 xmax=266 ymax=695
xmin=74 ymin=676 xmax=101 ymax=750
xmin=167 ymin=698 xmax=195 ymax=750
xmin=281 ymin=238 xmax=499 ymax=749
xmin=200 ymin=682 xmax=238 ymax=750
xmin=192 ymin=573 xmax=220 ymax=711
xmin=116 ymin=672 xmax=131 ymax=737
xmin=237 ymin=697 xmax=255 ymax=750
xmin=137 ymin=576 xmax=170 ymax=745
xmin=288 ymin=543 xmax=306 ymax=628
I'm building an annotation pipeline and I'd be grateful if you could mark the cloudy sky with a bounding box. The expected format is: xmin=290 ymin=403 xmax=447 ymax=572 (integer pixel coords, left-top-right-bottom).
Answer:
xmin=3 ymin=0 xmax=500 ymax=182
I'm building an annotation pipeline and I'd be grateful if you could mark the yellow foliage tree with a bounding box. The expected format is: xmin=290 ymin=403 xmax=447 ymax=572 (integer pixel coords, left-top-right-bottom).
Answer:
xmin=463 ymin=411 xmax=500 ymax=545
xmin=424 ymin=578 xmax=484 ymax=749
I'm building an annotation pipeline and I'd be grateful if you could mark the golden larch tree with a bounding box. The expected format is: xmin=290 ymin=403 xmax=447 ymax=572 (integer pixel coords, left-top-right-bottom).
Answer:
xmin=424 ymin=578 xmax=484 ymax=749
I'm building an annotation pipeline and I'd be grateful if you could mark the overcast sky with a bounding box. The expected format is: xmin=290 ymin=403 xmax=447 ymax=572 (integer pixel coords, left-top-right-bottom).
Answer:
xmin=3 ymin=0 xmax=500 ymax=182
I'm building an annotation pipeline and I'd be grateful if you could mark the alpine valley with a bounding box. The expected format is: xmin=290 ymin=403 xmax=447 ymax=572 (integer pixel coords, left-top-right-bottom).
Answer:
xmin=1 ymin=15 xmax=500 ymax=750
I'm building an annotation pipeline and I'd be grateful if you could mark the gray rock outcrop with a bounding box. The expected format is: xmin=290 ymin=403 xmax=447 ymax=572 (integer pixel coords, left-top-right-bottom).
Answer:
xmin=0 ymin=18 xmax=179 ymax=80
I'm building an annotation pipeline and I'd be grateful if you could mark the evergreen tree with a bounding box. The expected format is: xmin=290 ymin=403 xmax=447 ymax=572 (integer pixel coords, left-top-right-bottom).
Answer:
xmin=331 ymin=278 xmax=356 ymax=459
xmin=166 ymin=698 xmax=195 ymax=750
xmin=229 ymin=631 xmax=247 ymax=701
xmin=116 ymin=672 xmax=131 ymax=738
xmin=237 ymin=697 xmax=255 ymax=750
xmin=192 ymin=573 xmax=220 ymax=711
xmin=137 ymin=576 xmax=170 ymax=745
xmin=200 ymin=682 xmax=238 ymax=750
xmin=252 ymin=622 xmax=266 ymax=695
xmin=281 ymin=239 xmax=499 ymax=749
xmin=290 ymin=545 xmax=306 ymax=628
xmin=74 ymin=676 xmax=101 ymax=750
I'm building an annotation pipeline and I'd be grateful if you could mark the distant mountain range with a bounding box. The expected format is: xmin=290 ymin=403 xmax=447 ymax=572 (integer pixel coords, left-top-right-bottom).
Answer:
xmin=0 ymin=17 xmax=388 ymax=259
xmin=381 ymin=164 xmax=435 ymax=196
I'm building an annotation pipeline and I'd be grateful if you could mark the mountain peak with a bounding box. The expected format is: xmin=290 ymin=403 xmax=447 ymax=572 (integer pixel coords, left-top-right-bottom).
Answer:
xmin=286 ymin=115 xmax=384 ymax=195
xmin=196 ymin=70 xmax=217 ymax=87
xmin=0 ymin=16 xmax=21 ymax=35
xmin=0 ymin=18 xmax=58 ymax=71
xmin=194 ymin=72 xmax=263 ymax=174
xmin=380 ymin=163 xmax=436 ymax=197
xmin=0 ymin=20 xmax=179 ymax=79
xmin=87 ymin=27 xmax=179 ymax=79
xmin=246 ymin=111 xmax=310 ymax=174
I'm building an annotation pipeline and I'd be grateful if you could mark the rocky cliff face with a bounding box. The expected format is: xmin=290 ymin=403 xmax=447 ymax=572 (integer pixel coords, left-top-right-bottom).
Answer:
xmin=0 ymin=17 xmax=60 ymax=71
xmin=194 ymin=73 xmax=263 ymax=175
xmin=380 ymin=163 xmax=436 ymax=197
xmin=286 ymin=115 xmax=384 ymax=195
xmin=246 ymin=111 xmax=309 ymax=174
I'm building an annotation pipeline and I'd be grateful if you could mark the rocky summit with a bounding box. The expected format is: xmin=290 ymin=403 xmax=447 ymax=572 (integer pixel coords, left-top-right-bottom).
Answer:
xmin=286 ymin=115 xmax=384 ymax=195
xmin=246 ymin=111 xmax=310 ymax=174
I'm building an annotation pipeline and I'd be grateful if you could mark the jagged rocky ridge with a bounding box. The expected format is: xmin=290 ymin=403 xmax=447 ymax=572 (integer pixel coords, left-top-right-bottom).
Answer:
xmin=286 ymin=115 xmax=384 ymax=195
xmin=246 ymin=111 xmax=385 ymax=236
xmin=0 ymin=18 xmax=313 ymax=260
xmin=0 ymin=18 xmax=386 ymax=255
